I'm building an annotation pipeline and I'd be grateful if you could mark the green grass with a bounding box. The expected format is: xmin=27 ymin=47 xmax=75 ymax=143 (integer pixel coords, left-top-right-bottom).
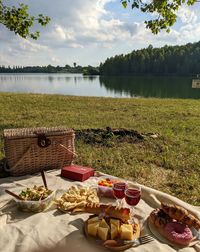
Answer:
xmin=0 ymin=93 xmax=200 ymax=205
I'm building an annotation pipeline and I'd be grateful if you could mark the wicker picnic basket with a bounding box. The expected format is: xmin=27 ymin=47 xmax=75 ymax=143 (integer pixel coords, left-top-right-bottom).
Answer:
xmin=3 ymin=127 xmax=75 ymax=176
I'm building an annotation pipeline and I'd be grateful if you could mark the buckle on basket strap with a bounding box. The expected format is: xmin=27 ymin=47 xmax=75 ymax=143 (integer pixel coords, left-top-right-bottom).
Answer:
xmin=36 ymin=133 xmax=51 ymax=148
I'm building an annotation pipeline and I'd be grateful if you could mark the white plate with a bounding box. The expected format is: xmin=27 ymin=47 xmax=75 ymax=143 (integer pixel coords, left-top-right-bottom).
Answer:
xmin=147 ymin=217 xmax=199 ymax=249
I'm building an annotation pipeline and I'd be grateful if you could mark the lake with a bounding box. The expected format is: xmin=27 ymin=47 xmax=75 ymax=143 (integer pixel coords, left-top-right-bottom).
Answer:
xmin=0 ymin=73 xmax=200 ymax=99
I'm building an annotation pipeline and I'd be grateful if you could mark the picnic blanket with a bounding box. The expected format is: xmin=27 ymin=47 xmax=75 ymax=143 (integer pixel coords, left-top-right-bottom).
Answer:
xmin=0 ymin=170 xmax=199 ymax=252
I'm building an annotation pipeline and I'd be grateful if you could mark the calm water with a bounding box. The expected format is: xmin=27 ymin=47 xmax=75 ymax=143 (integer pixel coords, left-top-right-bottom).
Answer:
xmin=0 ymin=73 xmax=200 ymax=99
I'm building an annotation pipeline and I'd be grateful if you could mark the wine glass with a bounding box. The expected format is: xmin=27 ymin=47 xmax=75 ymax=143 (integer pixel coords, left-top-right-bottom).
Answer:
xmin=112 ymin=182 xmax=127 ymax=207
xmin=125 ymin=185 xmax=141 ymax=208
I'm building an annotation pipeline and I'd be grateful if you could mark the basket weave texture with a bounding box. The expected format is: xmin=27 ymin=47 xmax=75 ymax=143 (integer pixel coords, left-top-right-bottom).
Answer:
xmin=3 ymin=127 xmax=75 ymax=176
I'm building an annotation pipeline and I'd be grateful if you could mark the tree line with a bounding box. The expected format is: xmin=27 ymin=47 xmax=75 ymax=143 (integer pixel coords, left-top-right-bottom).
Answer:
xmin=99 ymin=41 xmax=200 ymax=76
xmin=0 ymin=64 xmax=99 ymax=75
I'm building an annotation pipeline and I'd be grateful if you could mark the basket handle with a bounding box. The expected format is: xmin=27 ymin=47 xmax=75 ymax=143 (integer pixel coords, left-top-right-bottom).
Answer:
xmin=58 ymin=143 xmax=77 ymax=157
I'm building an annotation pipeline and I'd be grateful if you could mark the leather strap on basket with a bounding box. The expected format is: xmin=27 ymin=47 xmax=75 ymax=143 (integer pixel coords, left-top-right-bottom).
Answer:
xmin=35 ymin=133 xmax=51 ymax=148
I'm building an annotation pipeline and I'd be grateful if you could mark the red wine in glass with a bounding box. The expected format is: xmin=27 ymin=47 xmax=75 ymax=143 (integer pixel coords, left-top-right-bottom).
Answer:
xmin=113 ymin=182 xmax=127 ymax=206
xmin=125 ymin=188 xmax=141 ymax=206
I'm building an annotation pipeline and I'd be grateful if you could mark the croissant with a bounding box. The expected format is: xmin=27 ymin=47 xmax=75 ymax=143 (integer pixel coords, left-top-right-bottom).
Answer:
xmin=161 ymin=202 xmax=200 ymax=230
xmin=149 ymin=208 xmax=172 ymax=229
xmin=75 ymin=203 xmax=131 ymax=222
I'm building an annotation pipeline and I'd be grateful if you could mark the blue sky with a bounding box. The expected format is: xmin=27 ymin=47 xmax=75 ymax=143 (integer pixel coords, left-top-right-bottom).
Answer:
xmin=0 ymin=0 xmax=200 ymax=67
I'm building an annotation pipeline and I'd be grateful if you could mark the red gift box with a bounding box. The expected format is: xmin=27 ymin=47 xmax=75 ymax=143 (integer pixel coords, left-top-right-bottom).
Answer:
xmin=61 ymin=165 xmax=95 ymax=182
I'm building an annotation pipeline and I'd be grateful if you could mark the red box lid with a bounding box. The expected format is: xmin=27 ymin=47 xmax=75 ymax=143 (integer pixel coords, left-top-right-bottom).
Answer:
xmin=62 ymin=165 xmax=94 ymax=174
xmin=61 ymin=165 xmax=95 ymax=181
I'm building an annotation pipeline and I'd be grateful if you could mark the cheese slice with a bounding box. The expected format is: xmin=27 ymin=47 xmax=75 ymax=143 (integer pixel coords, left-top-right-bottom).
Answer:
xmin=99 ymin=218 xmax=110 ymax=230
xmin=111 ymin=223 xmax=118 ymax=239
xmin=98 ymin=226 xmax=109 ymax=241
xmin=87 ymin=222 xmax=100 ymax=237
xmin=110 ymin=219 xmax=120 ymax=230
xmin=88 ymin=216 xmax=99 ymax=224
xmin=120 ymin=224 xmax=134 ymax=240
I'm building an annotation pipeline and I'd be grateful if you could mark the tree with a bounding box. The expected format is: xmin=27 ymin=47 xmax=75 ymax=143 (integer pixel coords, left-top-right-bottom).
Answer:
xmin=99 ymin=41 xmax=200 ymax=76
xmin=121 ymin=0 xmax=199 ymax=34
xmin=0 ymin=0 xmax=199 ymax=40
xmin=0 ymin=0 xmax=50 ymax=39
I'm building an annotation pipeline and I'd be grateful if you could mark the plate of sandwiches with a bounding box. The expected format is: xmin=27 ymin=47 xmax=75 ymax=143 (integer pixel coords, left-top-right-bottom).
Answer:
xmin=83 ymin=203 xmax=141 ymax=251
xmin=148 ymin=202 xmax=200 ymax=248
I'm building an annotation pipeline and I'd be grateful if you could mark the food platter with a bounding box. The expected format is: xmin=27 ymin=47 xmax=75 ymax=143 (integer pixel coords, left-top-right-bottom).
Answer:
xmin=147 ymin=217 xmax=199 ymax=248
xmin=84 ymin=215 xmax=141 ymax=251
xmin=13 ymin=185 xmax=55 ymax=213
xmin=55 ymin=185 xmax=99 ymax=212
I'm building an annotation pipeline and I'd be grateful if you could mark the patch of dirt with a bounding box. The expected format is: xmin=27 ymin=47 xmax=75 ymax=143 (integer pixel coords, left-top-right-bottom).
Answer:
xmin=75 ymin=127 xmax=146 ymax=147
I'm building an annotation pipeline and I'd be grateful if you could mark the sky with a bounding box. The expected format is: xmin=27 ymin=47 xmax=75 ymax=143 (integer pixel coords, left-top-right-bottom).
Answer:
xmin=0 ymin=0 xmax=200 ymax=67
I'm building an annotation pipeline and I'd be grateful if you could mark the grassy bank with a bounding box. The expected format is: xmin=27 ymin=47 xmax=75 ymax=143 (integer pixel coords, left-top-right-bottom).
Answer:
xmin=0 ymin=93 xmax=200 ymax=205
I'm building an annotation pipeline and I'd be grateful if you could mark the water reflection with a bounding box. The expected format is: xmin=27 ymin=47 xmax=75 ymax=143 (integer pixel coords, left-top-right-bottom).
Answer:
xmin=0 ymin=73 xmax=109 ymax=97
xmin=100 ymin=76 xmax=200 ymax=99
xmin=0 ymin=73 xmax=200 ymax=98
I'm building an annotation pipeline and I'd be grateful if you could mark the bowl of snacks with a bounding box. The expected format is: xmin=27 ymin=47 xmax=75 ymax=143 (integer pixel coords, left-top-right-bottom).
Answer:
xmin=14 ymin=185 xmax=55 ymax=212
xmin=97 ymin=178 xmax=121 ymax=198
xmin=55 ymin=185 xmax=99 ymax=213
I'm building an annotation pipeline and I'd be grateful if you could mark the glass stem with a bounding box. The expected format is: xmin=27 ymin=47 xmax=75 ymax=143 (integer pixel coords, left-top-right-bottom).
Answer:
xmin=119 ymin=198 xmax=124 ymax=208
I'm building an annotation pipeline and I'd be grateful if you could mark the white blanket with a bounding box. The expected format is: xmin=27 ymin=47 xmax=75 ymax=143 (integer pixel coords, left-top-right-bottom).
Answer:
xmin=0 ymin=170 xmax=199 ymax=252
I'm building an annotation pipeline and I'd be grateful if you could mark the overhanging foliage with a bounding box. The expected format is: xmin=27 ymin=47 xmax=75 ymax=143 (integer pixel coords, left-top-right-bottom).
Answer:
xmin=121 ymin=0 xmax=198 ymax=34
xmin=0 ymin=0 xmax=50 ymax=39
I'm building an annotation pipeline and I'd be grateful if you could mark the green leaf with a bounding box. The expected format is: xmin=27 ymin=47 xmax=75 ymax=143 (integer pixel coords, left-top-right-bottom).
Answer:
xmin=121 ymin=0 xmax=199 ymax=34
xmin=0 ymin=1 xmax=50 ymax=39
xmin=121 ymin=1 xmax=127 ymax=8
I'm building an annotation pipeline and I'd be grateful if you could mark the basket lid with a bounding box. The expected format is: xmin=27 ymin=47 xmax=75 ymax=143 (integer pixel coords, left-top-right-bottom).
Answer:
xmin=3 ymin=127 xmax=74 ymax=139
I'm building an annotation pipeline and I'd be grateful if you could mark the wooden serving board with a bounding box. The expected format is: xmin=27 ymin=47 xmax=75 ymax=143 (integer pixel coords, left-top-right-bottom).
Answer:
xmin=84 ymin=217 xmax=141 ymax=251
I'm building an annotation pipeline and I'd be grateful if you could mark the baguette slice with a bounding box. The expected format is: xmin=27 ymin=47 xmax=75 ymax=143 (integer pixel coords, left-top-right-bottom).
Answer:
xmin=82 ymin=203 xmax=131 ymax=222
xmin=73 ymin=203 xmax=131 ymax=222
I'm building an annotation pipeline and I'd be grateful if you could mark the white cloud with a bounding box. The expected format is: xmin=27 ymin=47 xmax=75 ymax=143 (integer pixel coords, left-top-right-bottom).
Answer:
xmin=0 ymin=0 xmax=200 ymax=66
xmin=52 ymin=25 xmax=75 ymax=41
xmin=177 ymin=5 xmax=197 ymax=24
xmin=0 ymin=54 xmax=10 ymax=65
xmin=19 ymin=39 xmax=49 ymax=53
xmin=54 ymin=26 xmax=67 ymax=40
xmin=50 ymin=57 xmax=60 ymax=64
xmin=35 ymin=0 xmax=140 ymax=49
